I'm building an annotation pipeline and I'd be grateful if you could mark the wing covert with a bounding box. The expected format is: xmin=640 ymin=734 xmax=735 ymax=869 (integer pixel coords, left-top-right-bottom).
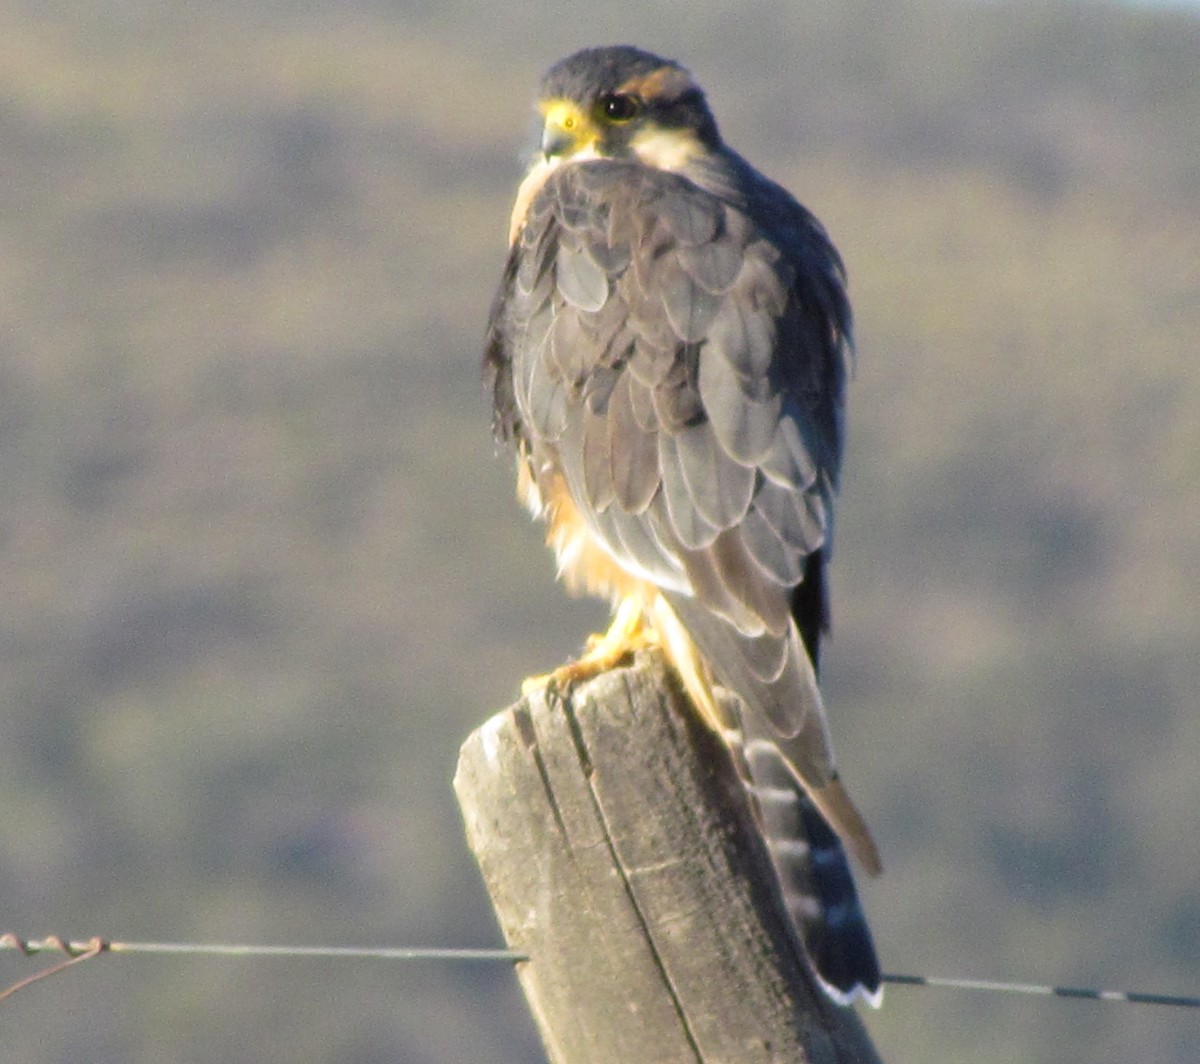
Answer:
xmin=488 ymin=154 xmax=853 ymax=776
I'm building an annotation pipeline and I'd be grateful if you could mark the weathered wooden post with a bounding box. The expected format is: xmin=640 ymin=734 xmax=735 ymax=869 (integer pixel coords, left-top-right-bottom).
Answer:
xmin=454 ymin=650 xmax=884 ymax=1064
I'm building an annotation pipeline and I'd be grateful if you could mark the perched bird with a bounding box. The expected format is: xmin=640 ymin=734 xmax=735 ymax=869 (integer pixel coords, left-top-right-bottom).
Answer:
xmin=484 ymin=45 xmax=882 ymax=1006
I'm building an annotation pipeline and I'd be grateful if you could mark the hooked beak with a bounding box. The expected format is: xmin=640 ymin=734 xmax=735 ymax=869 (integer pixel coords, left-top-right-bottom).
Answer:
xmin=539 ymin=100 xmax=593 ymax=160
xmin=541 ymin=122 xmax=576 ymax=160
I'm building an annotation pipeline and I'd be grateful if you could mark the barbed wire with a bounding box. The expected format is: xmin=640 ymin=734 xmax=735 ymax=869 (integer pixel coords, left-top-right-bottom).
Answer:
xmin=0 ymin=936 xmax=525 ymax=963
xmin=0 ymin=935 xmax=107 ymax=1002
xmin=2 ymin=933 xmax=1196 ymax=1010
xmin=0 ymin=934 xmax=528 ymax=1002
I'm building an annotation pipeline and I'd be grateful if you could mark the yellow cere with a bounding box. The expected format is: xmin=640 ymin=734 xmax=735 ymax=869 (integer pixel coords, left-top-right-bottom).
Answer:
xmin=539 ymin=98 xmax=599 ymax=152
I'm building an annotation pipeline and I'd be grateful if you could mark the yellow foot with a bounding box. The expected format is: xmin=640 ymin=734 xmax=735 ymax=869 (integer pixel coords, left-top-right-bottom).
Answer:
xmin=521 ymin=596 xmax=658 ymax=696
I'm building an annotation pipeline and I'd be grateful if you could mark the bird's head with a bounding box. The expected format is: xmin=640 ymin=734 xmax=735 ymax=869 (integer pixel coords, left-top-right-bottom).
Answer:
xmin=534 ymin=46 xmax=720 ymax=171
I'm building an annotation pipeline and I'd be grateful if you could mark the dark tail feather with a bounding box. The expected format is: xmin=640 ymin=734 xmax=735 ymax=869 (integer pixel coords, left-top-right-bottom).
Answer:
xmin=744 ymin=737 xmax=882 ymax=1007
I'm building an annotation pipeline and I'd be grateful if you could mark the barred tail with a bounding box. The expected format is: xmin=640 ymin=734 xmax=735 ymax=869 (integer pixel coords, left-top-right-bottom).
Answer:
xmin=744 ymin=737 xmax=883 ymax=1007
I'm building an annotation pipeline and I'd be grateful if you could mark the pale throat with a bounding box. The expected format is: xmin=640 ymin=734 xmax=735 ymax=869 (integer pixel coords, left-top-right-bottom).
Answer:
xmin=507 ymin=144 xmax=602 ymax=246
xmin=630 ymin=127 xmax=706 ymax=171
xmin=507 ymin=128 xmax=704 ymax=246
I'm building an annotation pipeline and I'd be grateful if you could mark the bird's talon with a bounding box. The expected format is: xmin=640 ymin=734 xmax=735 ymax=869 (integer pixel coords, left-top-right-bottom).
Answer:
xmin=520 ymin=673 xmax=551 ymax=697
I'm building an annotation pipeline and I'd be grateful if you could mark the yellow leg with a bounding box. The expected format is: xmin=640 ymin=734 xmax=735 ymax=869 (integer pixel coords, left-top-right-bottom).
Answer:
xmin=522 ymin=596 xmax=657 ymax=695
xmin=647 ymin=596 xmax=736 ymax=735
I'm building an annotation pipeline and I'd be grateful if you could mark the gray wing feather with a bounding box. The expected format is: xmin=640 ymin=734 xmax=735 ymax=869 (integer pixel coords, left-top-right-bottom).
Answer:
xmin=706 ymin=529 xmax=792 ymax=634
xmin=580 ymin=404 xmax=615 ymax=512
xmin=753 ymin=475 xmax=827 ymax=554
xmin=658 ymin=431 xmax=721 ymax=550
xmin=625 ymin=373 xmax=659 ymax=432
xmin=609 ymin=504 xmax=686 ymax=589
xmin=519 ymin=308 xmax=566 ymax=441
xmin=706 ymin=291 xmax=777 ymax=387
xmin=740 ymin=505 xmax=809 ymax=586
xmin=555 ymin=243 xmax=609 ymax=312
xmin=665 ymin=591 xmax=835 ymax=785
xmin=672 ymin=421 xmax=755 ymax=531
xmin=547 ymin=306 xmax=594 ymax=386
xmin=498 ymin=156 xmax=851 ymax=788
xmin=607 ymin=373 xmax=660 ymax=513
xmin=661 ymin=267 xmax=723 ymax=342
xmin=654 ymin=187 xmax=721 ymax=245
xmin=698 ymin=335 xmax=782 ymax=463
xmin=760 ymin=406 xmax=821 ymax=488
xmin=677 ymin=222 xmax=747 ymax=293
xmin=674 ymin=539 xmax=767 ymax=637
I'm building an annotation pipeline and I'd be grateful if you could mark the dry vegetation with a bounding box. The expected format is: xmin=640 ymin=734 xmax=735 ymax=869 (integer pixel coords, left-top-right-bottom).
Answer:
xmin=1 ymin=1 xmax=1198 ymax=1061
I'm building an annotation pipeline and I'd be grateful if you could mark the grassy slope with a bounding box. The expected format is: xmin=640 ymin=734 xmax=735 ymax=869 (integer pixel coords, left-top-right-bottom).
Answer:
xmin=0 ymin=2 xmax=1197 ymax=1061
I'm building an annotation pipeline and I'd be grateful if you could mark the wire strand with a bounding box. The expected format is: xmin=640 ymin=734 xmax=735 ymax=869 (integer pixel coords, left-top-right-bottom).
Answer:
xmin=3 ymin=934 xmax=1196 ymax=1010
xmin=0 ymin=935 xmax=525 ymax=963
xmin=881 ymin=972 xmax=1199 ymax=1008
xmin=0 ymin=934 xmax=528 ymax=1002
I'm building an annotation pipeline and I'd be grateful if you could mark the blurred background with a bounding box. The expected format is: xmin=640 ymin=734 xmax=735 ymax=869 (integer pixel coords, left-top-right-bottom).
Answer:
xmin=1 ymin=0 xmax=1198 ymax=1061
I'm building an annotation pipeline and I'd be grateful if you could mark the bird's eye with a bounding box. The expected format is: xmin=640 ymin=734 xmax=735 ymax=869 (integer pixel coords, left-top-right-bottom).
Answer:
xmin=599 ymin=93 xmax=639 ymax=122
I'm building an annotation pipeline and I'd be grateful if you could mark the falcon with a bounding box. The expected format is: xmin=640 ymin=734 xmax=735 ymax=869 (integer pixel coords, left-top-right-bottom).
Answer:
xmin=484 ymin=45 xmax=882 ymax=1005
